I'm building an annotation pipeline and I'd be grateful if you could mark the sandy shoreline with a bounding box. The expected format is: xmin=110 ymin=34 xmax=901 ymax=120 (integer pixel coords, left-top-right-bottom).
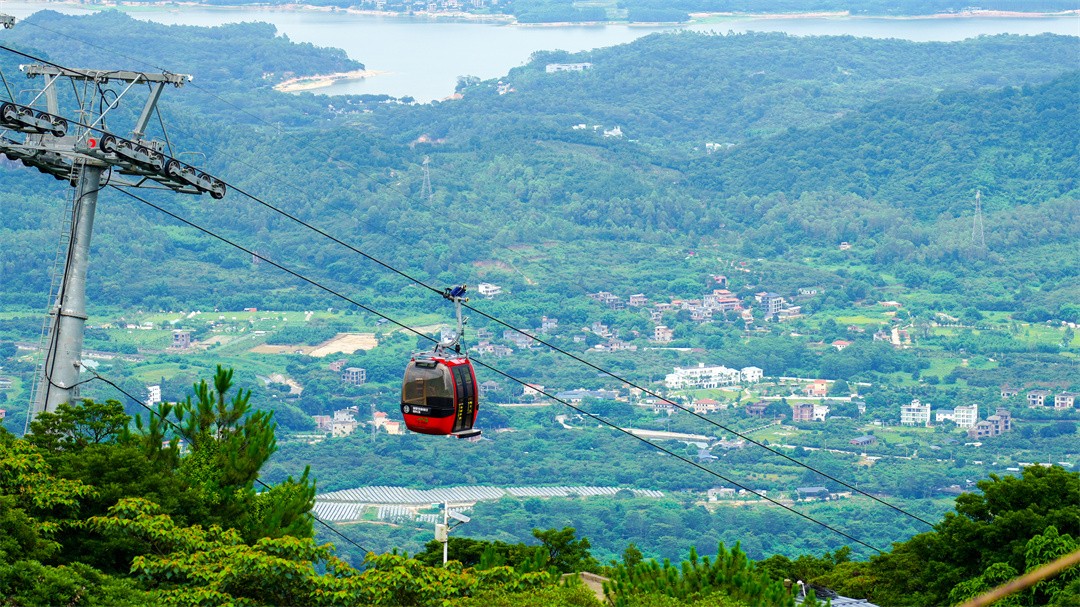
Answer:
xmin=273 ymin=68 xmax=386 ymax=92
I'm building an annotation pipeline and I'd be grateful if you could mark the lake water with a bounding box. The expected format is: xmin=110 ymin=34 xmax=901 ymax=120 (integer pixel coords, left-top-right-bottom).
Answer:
xmin=2 ymin=2 xmax=1077 ymax=101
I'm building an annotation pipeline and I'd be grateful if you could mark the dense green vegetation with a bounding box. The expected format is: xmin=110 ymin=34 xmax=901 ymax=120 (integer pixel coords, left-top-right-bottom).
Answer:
xmin=1 ymin=11 xmax=1078 ymax=605
xmin=2 ymin=16 xmax=1076 ymax=321
xmin=816 ymin=466 xmax=1080 ymax=606
xmin=0 ymin=379 xmax=826 ymax=606
xmin=5 ymin=390 xmax=1075 ymax=605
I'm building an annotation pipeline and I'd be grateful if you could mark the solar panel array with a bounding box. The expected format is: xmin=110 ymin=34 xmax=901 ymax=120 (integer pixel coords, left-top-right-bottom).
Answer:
xmin=505 ymin=486 xmax=663 ymax=498
xmin=313 ymin=485 xmax=665 ymax=522
xmin=318 ymin=485 xmax=506 ymax=504
xmin=312 ymin=502 xmax=364 ymax=521
xmin=377 ymin=505 xmax=415 ymax=522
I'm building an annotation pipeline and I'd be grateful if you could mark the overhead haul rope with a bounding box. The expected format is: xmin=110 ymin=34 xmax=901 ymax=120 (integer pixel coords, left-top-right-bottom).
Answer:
xmin=110 ymin=185 xmax=890 ymax=555
xmin=0 ymin=41 xmax=935 ymax=529
xmin=201 ymin=170 xmax=936 ymax=529
xmin=86 ymin=371 xmax=374 ymax=558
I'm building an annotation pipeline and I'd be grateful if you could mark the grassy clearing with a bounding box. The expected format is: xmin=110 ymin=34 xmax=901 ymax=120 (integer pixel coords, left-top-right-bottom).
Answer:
xmin=685 ymin=388 xmax=744 ymax=401
xmin=923 ymin=356 xmax=959 ymax=379
xmin=861 ymin=425 xmax=936 ymax=445
xmin=0 ymin=375 xmax=23 ymax=396
xmin=1018 ymin=322 xmax=1076 ymax=347
xmin=751 ymin=424 xmax=799 ymax=442
xmin=0 ymin=311 xmax=40 ymax=320
xmin=834 ymin=314 xmax=887 ymax=326
xmin=127 ymin=363 xmax=207 ymax=383
xmin=92 ymin=329 xmax=173 ymax=350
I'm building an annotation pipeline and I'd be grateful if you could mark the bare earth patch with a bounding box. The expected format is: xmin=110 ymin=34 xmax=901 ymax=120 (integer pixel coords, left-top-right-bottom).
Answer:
xmin=250 ymin=333 xmax=377 ymax=357
xmin=309 ymin=333 xmax=378 ymax=357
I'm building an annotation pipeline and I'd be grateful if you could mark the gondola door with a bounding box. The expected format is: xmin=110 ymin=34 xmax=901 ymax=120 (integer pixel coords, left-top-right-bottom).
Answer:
xmin=450 ymin=362 xmax=477 ymax=434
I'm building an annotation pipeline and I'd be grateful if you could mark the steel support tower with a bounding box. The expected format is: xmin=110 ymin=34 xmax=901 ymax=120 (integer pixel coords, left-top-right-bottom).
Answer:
xmin=420 ymin=155 xmax=433 ymax=201
xmin=972 ymin=189 xmax=986 ymax=250
xmin=0 ymin=61 xmax=226 ymax=426
xmin=38 ymin=161 xmax=103 ymax=418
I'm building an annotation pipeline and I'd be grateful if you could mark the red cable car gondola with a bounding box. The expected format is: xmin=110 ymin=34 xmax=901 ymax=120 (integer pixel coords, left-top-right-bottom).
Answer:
xmin=401 ymin=285 xmax=481 ymax=439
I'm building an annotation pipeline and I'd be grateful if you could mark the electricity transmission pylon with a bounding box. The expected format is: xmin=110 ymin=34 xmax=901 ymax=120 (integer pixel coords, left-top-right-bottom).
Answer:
xmin=420 ymin=155 xmax=433 ymax=201
xmin=0 ymin=60 xmax=226 ymax=427
xmin=972 ymin=189 xmax=986 ymax=250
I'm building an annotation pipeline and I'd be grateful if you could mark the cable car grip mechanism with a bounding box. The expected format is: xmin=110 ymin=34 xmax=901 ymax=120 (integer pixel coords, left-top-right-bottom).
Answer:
xmin=438 ymin=284 xmax=469 ymax=355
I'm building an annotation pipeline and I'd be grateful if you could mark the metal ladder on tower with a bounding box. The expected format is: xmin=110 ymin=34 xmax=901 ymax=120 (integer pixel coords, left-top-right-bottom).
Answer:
xmin=25 ymin=161 xmax=81 ymax=433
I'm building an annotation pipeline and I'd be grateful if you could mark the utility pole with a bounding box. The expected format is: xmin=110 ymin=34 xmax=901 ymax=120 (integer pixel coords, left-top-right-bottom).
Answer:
xmin=434 ymin=502 xmax=471 ymax=565
xmin=0 ymin=61 xmax=226 ymax=427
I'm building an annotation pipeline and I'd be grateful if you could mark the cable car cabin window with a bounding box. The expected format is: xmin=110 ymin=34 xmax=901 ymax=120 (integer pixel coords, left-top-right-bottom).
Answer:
xmin=402 ymin=362 xmax=454 ymax=416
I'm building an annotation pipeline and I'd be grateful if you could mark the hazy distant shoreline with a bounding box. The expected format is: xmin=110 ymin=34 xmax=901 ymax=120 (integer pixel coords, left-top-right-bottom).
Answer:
xmin=13 ymin=1 xmax=1079 ymax=27
xmin=11 ymin=1 xmax=1076 ymax=94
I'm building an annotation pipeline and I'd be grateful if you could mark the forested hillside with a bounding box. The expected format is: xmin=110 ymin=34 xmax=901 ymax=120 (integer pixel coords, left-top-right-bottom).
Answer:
xmin=2 ymin=376 xmax=1076 ymax=606
xmin=1 ymin=15 xmax=1076 ymax=320
xmin=1 ymin=12 xmax=1078 ymax=606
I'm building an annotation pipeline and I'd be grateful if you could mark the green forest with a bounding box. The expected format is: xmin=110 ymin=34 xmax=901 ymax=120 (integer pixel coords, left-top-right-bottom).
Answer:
xmin=2 ymin=375 xmax=1076 ymax=605
xmin=1 ymin=9 xmax=1078 ymax=606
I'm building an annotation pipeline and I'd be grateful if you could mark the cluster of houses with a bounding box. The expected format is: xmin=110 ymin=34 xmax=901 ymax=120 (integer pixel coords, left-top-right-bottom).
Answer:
xmin=664 ymin=363 xmax=763 ymax=389
xmin=707 ymin=486 xmax=847 ymax=504
xmin=707 ymin=486 xmax=766 ymax=501
xmin=570 ymin=123 xmax=624 ymax=138
xmin=353 ymin=0 xmax=499 ymax=14
xmin=1005 ymin=388 xmax=1078 ymax=410
xmin=645 ymin=397 xmax=726 ymax=415
xmin=344 ymin=367 xmax=367 ymax=386
xmin=472 ymin=326 xmax=542 ymax=357
xmin=547 ymin=62 xmax=592 ymax=74
xmin=900 ymin=399 xmax=1014 ymax=440
xmin=586 ymin=281 xmax=810 ymax=344
xmin=791 ymin=402 xmax=832 ymax=422
xmin=328 ymin=360 xmax=368 ymax=385
xmin=401 ymin=279 xmax=821 ymax=354
xmin=872 ymin=326 xmax=912 ymax=348
xmin=313 ymin=407 xmax=403 ymax=438
xmin=740 ymin=400 xmax=833 ymax=422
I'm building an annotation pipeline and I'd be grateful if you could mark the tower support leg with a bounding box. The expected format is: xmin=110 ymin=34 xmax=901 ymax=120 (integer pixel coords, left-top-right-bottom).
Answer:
xmin=32 ymin=164 xmax=102 ymax=418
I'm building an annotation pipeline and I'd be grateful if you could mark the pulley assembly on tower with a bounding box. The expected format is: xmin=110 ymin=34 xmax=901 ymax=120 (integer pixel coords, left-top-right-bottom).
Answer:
xmin=0 ymin=64 xmax=226 ymax=198
xmin=0 ymin=57 xmax=228 ymax=424
xmin=0 ymin=102 xmax=68 ymax=136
